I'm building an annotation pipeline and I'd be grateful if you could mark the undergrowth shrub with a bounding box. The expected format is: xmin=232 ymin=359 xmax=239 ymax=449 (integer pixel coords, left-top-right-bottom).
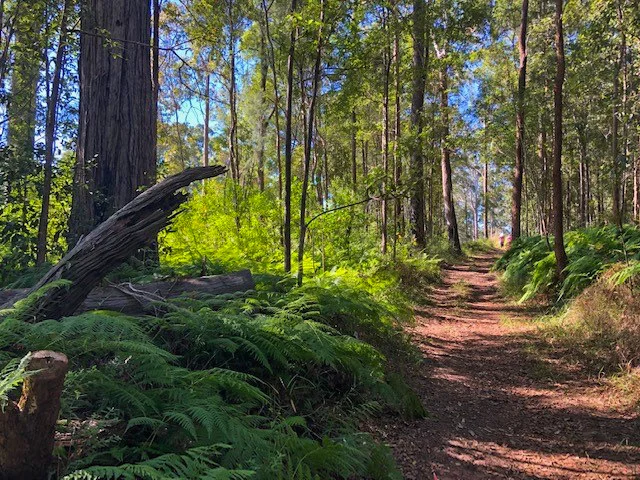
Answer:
xmin=495 ymin=225 xmax=640 ymax=302
xmin=0 ymin=277 xmax=421 ymax=479
xmin=532 ymin=264 xmax=640 ymax=402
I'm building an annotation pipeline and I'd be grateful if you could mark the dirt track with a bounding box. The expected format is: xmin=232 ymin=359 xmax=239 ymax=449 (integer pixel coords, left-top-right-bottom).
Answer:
xmin=372 ymin=251 xmax=640 ymax=479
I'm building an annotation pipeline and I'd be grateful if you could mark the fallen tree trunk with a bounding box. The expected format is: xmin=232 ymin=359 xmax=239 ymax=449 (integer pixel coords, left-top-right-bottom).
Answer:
xmin=5 ymin=166 xmax=226 ymax=323
xmin=0 ymin=270 xmax=254 ymax=316
xmin=0 ymin=351 xmax=69 ymax=480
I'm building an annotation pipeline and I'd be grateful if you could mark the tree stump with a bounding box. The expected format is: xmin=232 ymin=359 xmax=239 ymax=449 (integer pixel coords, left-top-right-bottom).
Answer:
xmin=0 ymin=351 xmax=69 ymax=480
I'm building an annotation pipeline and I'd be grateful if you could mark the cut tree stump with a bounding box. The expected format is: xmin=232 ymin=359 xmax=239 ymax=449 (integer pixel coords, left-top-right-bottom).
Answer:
xmin=3 ymin=165 xmax=226 ymax=323
xmin=0 ymin=351 xmax=69 ymax=480
xmin=0 ymin=270 xmax=255 ymax=316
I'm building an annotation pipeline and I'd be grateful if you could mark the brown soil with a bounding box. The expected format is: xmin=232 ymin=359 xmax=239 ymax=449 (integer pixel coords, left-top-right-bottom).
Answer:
xmin=371 ymin=251 xmax=640 ymax=479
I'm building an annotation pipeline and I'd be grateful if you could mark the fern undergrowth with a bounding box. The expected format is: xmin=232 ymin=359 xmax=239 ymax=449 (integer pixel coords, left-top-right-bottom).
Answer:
xmin=0 ymin=269 xmax=424 ymax=479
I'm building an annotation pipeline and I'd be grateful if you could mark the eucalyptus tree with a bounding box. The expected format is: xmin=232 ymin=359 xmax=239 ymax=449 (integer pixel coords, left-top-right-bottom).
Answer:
xmin=511 ymin=0 xmax=528 ymax=240
xmin=553 ymin=0 xmax=568 ymax=277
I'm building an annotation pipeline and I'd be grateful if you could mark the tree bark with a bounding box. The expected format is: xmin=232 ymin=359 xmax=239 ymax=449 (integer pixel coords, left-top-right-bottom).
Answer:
xmin=381 ymin=8 xmax=391 ymax=255
xmin=0 ymin=351 xmax=68 ymax=480
xmin=1 ymin=271 xmax=254 ymax=316
xmin=440 ymin=64 xmax=462 ymax=253
xmin=256 ymin=29 xmax=269 ymax=191
xmin=36 ymin=0 xmax=71 ymax=265
xmin=553 ymin=0 xmax=568 ymax=278
xmin=484 ymin=156 xmax=489 ymax=238
xmin=393 ymin=21 xmax=403 ymax=255
xmin=409 ymin=0 xmax=427 ymax=249
xmin=69 ymin=0 xmax=155 ymax=246
xmin=8 ymin=166 xmax=226 ymax=323
xmin=283 ymin=0 xmax=297 ymax=273
xmin=203 ymin=73 xmax=211 ymax=167
xmin=511 ymin=0 xmax=529 ymax=240
xmin=261 ymin=0 xmax=282 ymax=202
xmin=351 ymin=109 xmax=357 ymax=190
xmin=297 ymin=0 xmax=324 ymax=286
xmin=7 ymin=2 xmax=45 ymax=160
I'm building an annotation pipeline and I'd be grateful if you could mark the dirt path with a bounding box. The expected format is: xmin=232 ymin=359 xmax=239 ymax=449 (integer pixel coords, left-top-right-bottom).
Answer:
xmin=372 ymin=251 xmax=640 ymax=479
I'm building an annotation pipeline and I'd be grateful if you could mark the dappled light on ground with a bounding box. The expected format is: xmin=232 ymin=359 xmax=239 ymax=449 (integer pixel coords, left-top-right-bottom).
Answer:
xmin=368 ymin=251 xmax=640 ymax=479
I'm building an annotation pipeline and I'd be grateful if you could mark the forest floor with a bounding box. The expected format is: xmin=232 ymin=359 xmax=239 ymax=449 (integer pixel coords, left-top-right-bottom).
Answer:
xmin=368 ymin=250 xmax=640 ymax=479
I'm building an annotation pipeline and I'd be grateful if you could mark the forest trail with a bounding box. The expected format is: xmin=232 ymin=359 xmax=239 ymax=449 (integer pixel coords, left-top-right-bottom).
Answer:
xmin=371 ymin=251 xmax=640 ymax=479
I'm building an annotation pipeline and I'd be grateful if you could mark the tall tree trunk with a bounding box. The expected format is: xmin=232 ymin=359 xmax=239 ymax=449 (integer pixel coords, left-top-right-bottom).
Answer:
xmin=634 ymin=149 xmax=639 ymax=223
xmin=577 ymin=121 xmax=588 ymax=227
xmin=297 ymin=0 xmax=324 ymax=286
xmin=256 ymin=30 xmax=268 ymax=191
xmin=283 ymin=0 xmax=297 ymax=273
xmin=393 ymin=21 xmax=402 ymax=258
xmin=381 ymin=9 xmax=391 ymax=254
xmin=484 ymin=156 xmax=489 ymax=238
xmin=611 ymin=2 xmax=623 ymax=227
xmin=439 ymin=65 xmax=461 ymax=253
xmin=203 ymin=72 xmax=211 ymax=167
xmin=409 ymin=0 xmax=427 ymax=248
xmin=7 ymin=2 xmax=45 ymax=160
xmin=69 ymin=0 xmax=155 ymax=245
xmin=36 ymin=0 xmax=71 ymax=265
xmin=152 ymin=0 xmax=160 ymax=164
xmin=228 ymin=1 xmax=239 ymax=186
xmin=511 ymin=0 xmax=529 ymax=240
xmin=553 ymin=0 xmax=568 ymax=278
xmin=351 ymin=109 xmax=357 ymax=190
xmin=261 ymin=0 xmax=282 ymax=201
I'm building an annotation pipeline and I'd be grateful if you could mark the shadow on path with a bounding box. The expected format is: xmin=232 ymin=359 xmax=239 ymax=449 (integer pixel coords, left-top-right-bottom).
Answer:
xmin=370 ymin=251 xmax=640 ymax=479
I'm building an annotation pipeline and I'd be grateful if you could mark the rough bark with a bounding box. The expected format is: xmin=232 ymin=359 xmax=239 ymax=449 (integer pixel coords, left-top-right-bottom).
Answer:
xmin=0 ymin=351 xmax=68 ymax=480
xmin=511 ymin=0 xmax=529 ymax=240
xmin=9 ymin=166 xmax=226 ymax=323
xmin=553 ymin=0 xmax=568 ymax=278
xmin=1 ymin=271 xmax=254 ymax=316
xmin=409 ymin=0 xmax=427 ymax=249
xmin=69 ymin=0 xmax=155 ymax=245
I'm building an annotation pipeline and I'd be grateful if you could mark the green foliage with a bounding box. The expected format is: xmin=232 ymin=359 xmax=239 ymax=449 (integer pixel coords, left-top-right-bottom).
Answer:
xmin=0 ymin=273 xmax=420 ymax=479
xmin=495 ymin=226 xmax=640 ymax=302
xmin=0 ymin=353 xmax=34 ymax=411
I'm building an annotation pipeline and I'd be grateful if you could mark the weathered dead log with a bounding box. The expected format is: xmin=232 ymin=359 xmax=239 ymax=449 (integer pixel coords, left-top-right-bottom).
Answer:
xmin=0 ymin=270 xmax=255 ymax=316
xmin=8 ymin=166 xmax=226 ymax=322
xmin=0 ymin=351 xmax=69 ymax=480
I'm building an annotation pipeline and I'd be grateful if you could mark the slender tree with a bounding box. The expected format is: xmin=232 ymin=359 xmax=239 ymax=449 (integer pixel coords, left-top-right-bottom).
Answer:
xmin=439 ymin=59 xmax=462 ymax=253
xmin=511 ymin=0 xmax=529 ymax=240
xmin=297 ymin=0 xmax=324 ymax=286
xmin=283 ymin=0 xmax=297 ymax=273
xmin=36 ymin=0 xmax=71 ymax=265
xmin=409 ymin=0 xmax=427 ymax=249
xmin=553 ymin=0 xmax=568 ymax=277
